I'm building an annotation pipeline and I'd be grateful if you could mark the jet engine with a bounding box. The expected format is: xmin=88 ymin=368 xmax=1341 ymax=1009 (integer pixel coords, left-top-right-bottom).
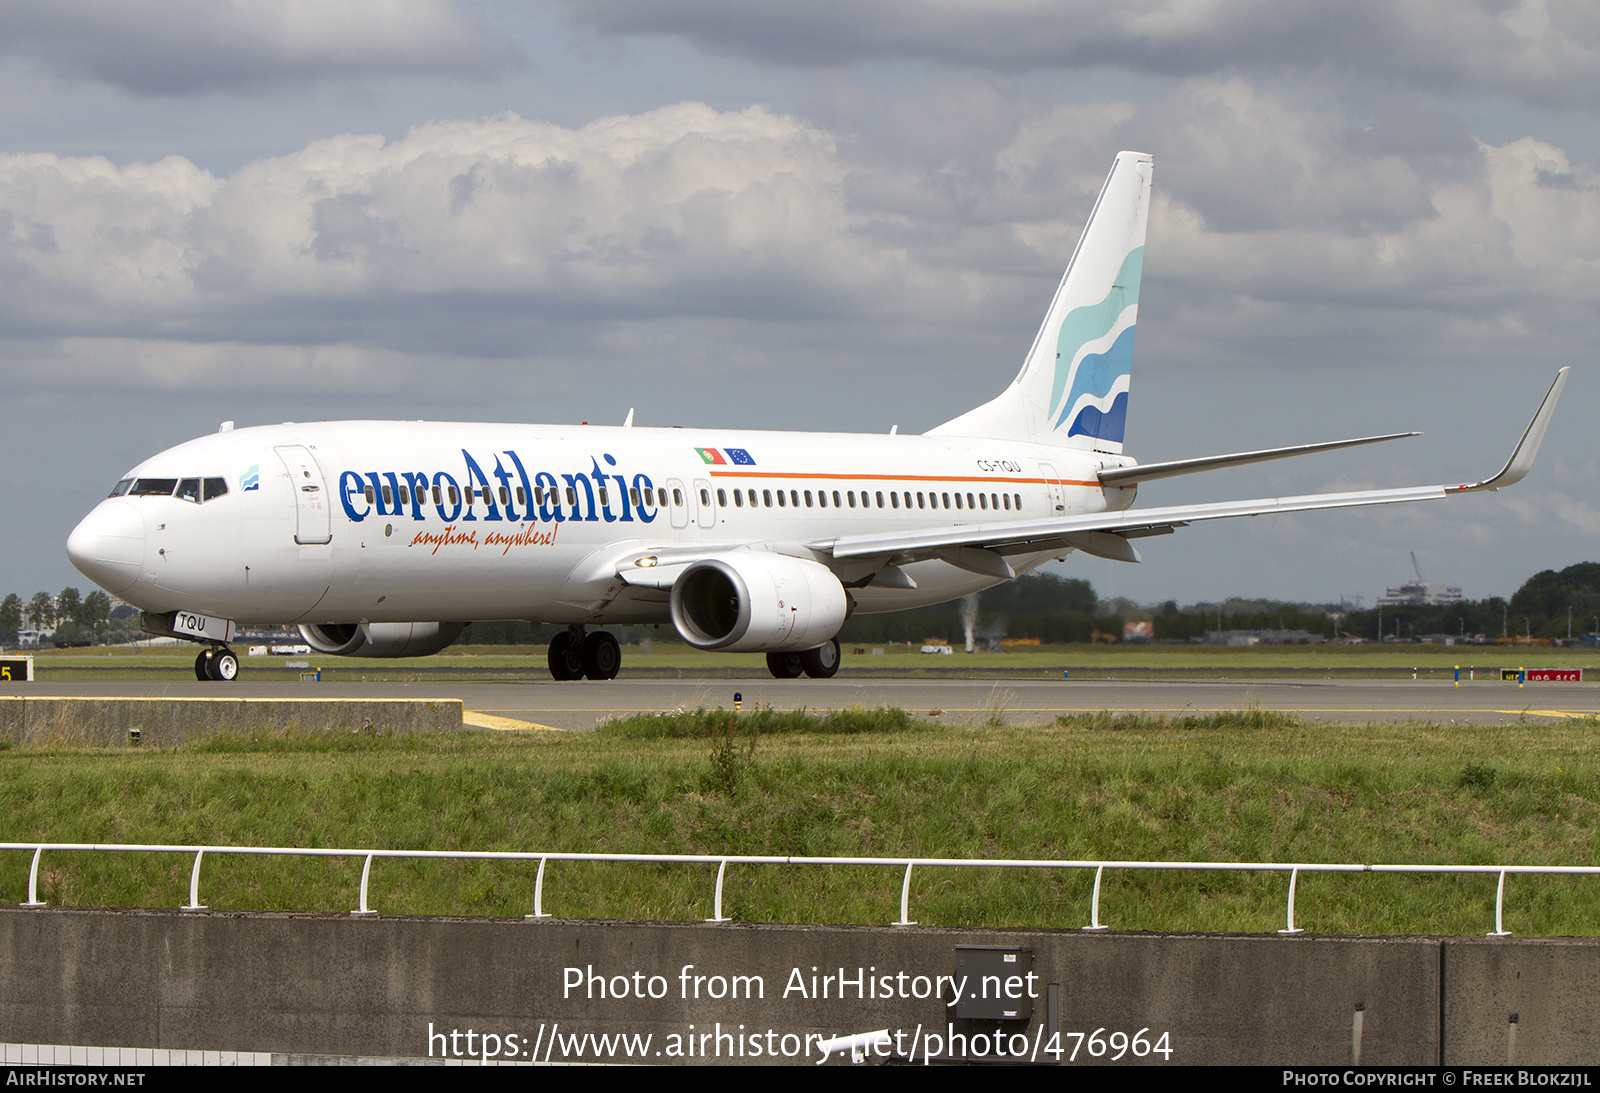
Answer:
xmin=669 ymin=553 xmax=848 ymax=652
xmin=298 ymin=621 xmax=467 ymax=658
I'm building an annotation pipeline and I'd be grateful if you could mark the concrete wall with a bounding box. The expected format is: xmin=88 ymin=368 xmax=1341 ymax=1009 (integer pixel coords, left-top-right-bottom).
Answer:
xmin=0 ymin=696 xmax=461 ymax=746
xmin=3 ymin=908 xmax=1593 ymax=1065
xmin=1444 ymin=940 xmax=1600 ymax=1066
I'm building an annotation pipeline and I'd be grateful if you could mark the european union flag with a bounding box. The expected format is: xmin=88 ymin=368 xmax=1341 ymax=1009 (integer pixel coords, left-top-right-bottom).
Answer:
xmin=726 ymin=448 xmax=755 ymax=466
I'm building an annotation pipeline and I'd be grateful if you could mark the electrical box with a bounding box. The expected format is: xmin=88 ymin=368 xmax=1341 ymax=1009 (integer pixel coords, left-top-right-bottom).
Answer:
xmin=953 ymin=946 xmax=1036 ymax=1021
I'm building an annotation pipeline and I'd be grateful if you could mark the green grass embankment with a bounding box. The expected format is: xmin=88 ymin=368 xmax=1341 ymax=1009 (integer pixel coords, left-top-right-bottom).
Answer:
xmin=2 ymin=707 xmax=1598 ymax=935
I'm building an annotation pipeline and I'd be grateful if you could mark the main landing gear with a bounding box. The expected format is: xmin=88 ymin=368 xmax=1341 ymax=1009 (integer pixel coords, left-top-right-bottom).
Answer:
xmin=194 ymin=646 xmax=239 ymax=682
xmin=546 ymin=629 xmax=840 ymax=681
xmin=766 ymin=638 xmax=840 ymax=679
xmin=547 ymin=626 xmax=620 ymax=681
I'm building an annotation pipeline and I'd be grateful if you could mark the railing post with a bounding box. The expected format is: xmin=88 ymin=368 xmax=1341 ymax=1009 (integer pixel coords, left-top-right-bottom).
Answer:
xmin=1082 ymin=865 xmax=1108 ymax=931
xmin=707 ymin=859 xmax=731 ymax=922
xmin=1488 ymin=870 xmax=1511 ymax=936
xmin=894 ymin=861 xmax=916 ymax=926
xmin=525 ymin=857 xmax=551 ymax=920
xmin=22 ymin=847 xmax=45 ymax=907
xmin=1278 ymin=867 xmax=1304 ymax=934
xmin=183 ymin=849 xmax=207 ymax=912
xmin=352 ymin=854 xmax=377 ymax=916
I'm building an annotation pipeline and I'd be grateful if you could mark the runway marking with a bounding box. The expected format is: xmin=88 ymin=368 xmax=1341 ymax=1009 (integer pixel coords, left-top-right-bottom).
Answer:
xmin=463 ymin=711 xmax=563 ymax=732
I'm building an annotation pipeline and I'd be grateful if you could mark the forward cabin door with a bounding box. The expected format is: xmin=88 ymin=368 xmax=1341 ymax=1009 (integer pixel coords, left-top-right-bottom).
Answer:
xmin=275 ymin=445 xmax=332 ymax=544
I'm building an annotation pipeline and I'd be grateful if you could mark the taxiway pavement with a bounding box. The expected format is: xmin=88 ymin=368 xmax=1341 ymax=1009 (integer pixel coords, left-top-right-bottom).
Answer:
xmin=5 ymin=676 xmax=1595 ymax=730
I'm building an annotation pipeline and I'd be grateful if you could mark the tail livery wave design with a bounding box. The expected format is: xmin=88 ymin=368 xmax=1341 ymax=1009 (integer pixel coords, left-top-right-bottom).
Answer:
xmin=1049 ymin=246 xmax=1141 ymax=442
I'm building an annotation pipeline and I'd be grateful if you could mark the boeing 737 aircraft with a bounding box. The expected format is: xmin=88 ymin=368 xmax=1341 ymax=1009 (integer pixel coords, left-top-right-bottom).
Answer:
xmin=66 ymin=152 xmax=1569 ymax=682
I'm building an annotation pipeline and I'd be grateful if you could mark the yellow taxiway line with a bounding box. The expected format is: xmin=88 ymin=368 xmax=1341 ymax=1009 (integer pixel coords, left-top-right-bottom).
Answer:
xmin=462 ymin=711 xmax=563 ymax=732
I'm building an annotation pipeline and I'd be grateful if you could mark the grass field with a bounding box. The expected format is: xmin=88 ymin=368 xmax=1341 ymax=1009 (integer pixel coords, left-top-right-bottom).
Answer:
xmin=3 ymin=707 xmax=1599 ymax=936
xmin=22 ymin=639 xmax=1600 ymax=680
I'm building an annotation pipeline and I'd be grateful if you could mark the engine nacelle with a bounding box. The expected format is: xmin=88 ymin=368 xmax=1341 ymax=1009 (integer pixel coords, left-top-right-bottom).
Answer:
xmin=298 ymin=621 xmax=467 ymax=658
xmin=670 ymin=553 xmax=849 ymax=652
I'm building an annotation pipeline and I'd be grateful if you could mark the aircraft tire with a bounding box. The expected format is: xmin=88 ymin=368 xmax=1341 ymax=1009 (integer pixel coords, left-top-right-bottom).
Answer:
xmin=765 ymin=651 xmax=804 ymax=678
xmin=194 ymin=650 xmax=211 ymax=681
xmin=547 ymin=633 xmax=585 ymax=681
xmin=800 ymin=638 xmax=841 ymax=679
xmin=210 ymin=648 xmax=239 ymax=681
xmin=581 ymin=631 xmax=621 ymax=680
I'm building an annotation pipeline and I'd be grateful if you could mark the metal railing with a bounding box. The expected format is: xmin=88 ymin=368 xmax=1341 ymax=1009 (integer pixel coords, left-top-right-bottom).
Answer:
xmin=4 ymin=841 xmax=1595 ymax=936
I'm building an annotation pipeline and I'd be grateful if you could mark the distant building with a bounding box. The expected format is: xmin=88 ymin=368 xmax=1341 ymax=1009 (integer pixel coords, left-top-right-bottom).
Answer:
xmin=1380 ymin=554 xmax=1463 ymax=606
xmin=1377 ymin=582 xmax=1463 ymax=607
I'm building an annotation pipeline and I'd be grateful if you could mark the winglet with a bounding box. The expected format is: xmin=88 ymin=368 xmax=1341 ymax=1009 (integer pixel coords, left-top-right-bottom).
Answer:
xmin=1451 ymin=367 xmax=1569 ymax=492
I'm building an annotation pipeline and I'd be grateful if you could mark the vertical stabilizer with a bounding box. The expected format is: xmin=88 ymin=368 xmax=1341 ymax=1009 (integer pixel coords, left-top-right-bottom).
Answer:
xmin=929 ymin=151 xmax=1152 ymax=451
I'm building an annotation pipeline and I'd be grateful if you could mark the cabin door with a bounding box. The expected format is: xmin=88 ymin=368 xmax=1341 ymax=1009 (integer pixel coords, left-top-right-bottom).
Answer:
xmin=1037 ymin=462 xmax=1066 ymax=515
xmin=274 ymin=445 xmax=332 ymax=544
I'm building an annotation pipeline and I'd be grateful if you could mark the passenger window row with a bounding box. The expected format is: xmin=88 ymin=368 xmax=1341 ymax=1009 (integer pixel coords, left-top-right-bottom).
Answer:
xmin=706 ymin=485 xmax=1024 ymax=514
xmin=365 ymin=482 xmax=664 ymax=513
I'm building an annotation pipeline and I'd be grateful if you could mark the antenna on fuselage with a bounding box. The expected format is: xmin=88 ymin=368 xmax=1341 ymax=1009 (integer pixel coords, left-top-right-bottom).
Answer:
xmin=623 ymin=408 xmax=635 ymax=428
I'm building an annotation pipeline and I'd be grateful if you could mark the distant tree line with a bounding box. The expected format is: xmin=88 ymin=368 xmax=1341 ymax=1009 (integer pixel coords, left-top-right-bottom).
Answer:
xmin=0 ymin=588 xmax=118 ymax=646
xmin=1342 ymin=561 xmax=1600 ymax=642
xmin=840 ymin=574 xmax=1107 ymax=644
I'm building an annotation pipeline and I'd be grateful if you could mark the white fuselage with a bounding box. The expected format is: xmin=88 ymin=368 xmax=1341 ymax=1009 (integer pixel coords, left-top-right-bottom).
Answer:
xmin=68 ymin=421 xmax=1135 ymax=628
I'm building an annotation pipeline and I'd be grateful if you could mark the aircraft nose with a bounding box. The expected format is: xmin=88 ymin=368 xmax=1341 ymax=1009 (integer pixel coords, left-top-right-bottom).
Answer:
xmin=66 ymin=500 xmax=145 ymax=595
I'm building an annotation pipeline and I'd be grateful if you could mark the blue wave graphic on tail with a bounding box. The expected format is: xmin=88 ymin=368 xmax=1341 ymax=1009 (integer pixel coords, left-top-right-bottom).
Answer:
xmin=1067 ymin=391 xmax=1128 ymax=442
xmin=1053 ymin=325 xmax=1135 ymax=443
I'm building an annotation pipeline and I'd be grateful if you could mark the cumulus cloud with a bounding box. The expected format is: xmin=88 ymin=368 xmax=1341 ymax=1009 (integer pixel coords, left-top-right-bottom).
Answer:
xmin=0 ymin=86 xmax=1596 ymax=402
xmin=0 ymin=103 xmax=955 ymax=382
xmin=0 ymin=0 xmax=515 ymax=94
xmin=551 ymin=0 xmax=1600 ymax=110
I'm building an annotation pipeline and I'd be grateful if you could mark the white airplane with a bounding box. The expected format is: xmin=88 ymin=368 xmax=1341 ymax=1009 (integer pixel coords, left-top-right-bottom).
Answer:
xmin=65 ymin=151 xmax=1568 ymax=683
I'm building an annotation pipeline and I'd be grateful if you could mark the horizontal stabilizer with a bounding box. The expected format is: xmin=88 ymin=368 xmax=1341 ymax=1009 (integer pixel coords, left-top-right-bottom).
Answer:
xmin=1099 ymin=432 xmax=1418 ymax=487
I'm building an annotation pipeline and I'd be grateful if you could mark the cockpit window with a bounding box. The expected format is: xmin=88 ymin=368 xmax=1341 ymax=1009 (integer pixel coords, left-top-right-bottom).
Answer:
xmin=203 ymin=477 xmax=228 ymax=502
xmin=129 ymin=478 xmax=178 ymax=496
xmin=177 ymin=478 xmax=201 ymax=503
xmin=108 ymin=479 xmax=132 ymax=498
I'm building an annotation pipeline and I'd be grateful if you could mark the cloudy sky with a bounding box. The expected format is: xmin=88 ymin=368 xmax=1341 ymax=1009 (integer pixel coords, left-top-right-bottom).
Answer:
xmin=3 ymin=1 xmax=1597 ymax=611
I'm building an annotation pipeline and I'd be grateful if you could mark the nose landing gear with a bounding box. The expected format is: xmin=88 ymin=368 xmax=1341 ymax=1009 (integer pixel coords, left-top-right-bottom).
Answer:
xmin=194 ymin=646 xmax=239 ymax=682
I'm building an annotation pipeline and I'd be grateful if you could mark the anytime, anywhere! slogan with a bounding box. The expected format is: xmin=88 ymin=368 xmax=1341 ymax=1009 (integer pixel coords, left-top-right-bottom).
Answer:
xmin=411 ymin=524 xmax=560 ymax=556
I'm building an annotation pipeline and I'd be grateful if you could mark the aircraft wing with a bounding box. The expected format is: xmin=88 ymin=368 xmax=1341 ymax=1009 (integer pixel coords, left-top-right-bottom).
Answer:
xmin=820 ymin=368 xmax=1570 ymax=577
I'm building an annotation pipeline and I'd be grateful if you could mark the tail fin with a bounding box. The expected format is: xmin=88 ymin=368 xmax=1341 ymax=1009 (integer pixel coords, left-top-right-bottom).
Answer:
xmin=929 ymin=151 xmax=1152 ymax=451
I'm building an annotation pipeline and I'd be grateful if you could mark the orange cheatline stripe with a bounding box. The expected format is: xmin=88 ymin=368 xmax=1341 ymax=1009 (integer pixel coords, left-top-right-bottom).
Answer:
xmin=706 ymin=470 xmax=1100 ymax=487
